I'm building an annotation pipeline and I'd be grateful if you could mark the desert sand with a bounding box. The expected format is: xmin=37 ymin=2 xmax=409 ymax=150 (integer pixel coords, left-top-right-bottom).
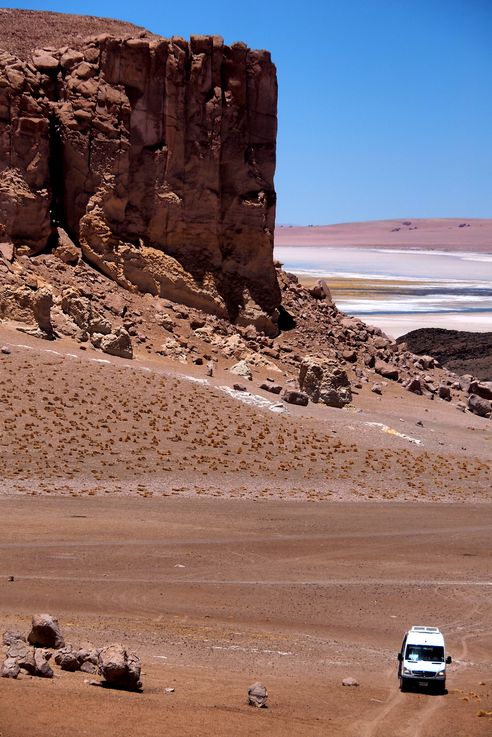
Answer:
xmin=1 ymin=323 xmax=492 ymax=736
xmin=275 ymin=219 xmax=492 ymax=251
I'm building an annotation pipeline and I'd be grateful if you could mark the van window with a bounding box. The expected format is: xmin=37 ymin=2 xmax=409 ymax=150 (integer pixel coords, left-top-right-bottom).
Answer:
xmin=405 ymin=645 xmax=444 ymax=662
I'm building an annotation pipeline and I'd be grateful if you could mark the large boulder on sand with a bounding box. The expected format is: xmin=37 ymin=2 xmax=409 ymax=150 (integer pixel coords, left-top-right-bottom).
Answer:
xmin=299 ymin=356 xmax=352 ymax=408
xmin=98 ymin=644 xmax=142 ymax=690
xmin=27 ymin=613 xmax=65 ymax=649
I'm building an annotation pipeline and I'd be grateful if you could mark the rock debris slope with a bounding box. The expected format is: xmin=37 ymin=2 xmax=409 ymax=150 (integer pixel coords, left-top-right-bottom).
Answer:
xmin=0 ymin=13 xmax=279 ymax=331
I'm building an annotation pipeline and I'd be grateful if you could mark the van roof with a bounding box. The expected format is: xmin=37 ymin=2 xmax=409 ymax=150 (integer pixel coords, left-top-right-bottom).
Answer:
xmin=406 ymin=626 xmax=444 ymax=647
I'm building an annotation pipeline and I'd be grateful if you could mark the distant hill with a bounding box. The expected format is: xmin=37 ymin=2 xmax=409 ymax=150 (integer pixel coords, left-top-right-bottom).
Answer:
xmin=397 ymin=328 xmax=492 ymax=380
xmin=275 ymin=218 xmax=492 ymax=251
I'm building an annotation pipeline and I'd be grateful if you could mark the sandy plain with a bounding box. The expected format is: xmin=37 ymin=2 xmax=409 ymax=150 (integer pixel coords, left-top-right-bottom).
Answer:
xmin=0 ymin=323 xmax=491 ymax=736
xmin=275 ymin=219 xmax=492 ymax=251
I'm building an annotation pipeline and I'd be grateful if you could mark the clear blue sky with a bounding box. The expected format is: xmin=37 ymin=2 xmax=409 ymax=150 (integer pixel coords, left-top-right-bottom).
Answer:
xmin=8 ymin=0 xmax=492 ymax=224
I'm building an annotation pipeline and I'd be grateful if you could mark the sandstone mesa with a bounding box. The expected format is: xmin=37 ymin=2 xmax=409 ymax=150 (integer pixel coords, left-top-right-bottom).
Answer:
xmin=1 ymin=21 xmax=279 ymax=333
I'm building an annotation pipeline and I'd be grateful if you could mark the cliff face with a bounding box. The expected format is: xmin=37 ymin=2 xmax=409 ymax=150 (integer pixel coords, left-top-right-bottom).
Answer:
xmin=0 ymin=27 xmax=280 ymax=331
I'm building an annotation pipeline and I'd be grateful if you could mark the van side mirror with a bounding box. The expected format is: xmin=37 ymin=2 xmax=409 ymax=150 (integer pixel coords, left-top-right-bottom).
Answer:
xmin=446 ymin=656 xmax=452 ymax=664
xmin=397 ymin=653 xmax=402 ymax=661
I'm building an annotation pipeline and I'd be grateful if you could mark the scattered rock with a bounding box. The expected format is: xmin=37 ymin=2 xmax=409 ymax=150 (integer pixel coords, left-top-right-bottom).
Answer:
xmin=438 ymin=385 xmax=451 ymax=401
xmin=282 ymin=390 xmax=309 ymax=406
xmin=308 ymin=279 xmax=332 ymax=301
xmin=2 ymin=630 xmax=25 ymax=646
xmin=99 ymin=328 xmax=133 ymax=359
xmin=53 ymin=227 xmax=81 ymax=264
xmin=375 ymin=360 xmax=399 ymax=381
xmin=55 ymin=646 xmax=80 ymax=672
xmin=55 ymin=642 xmax=99 ymax=672
xmin=34 ymin=648 xmax=54 ymax=678
xmin=342 ymin=677 xmax=359 ymax=687
xmin=405 ymin=377 xmax=422 ymax=395
xmin=468 ymin=394 xmax=491 ymax=418
xmin=371 ymin=383 xmax=383 ymax=395
xmin=98 ymin=644 xmax=142 ymax=691
xmin=259 ymin=382 xmax=282 ymax=395
xmin=1 ymin=345 xmax=11 ymax=354
xmin=233 ymin=384 xmax=247 ymax=392
xmin=473 ymin=381 xmax=492 ymax=401
xmin=27 ymin=613 xmax=65 ymax=649
xmin=248 ymin=681 xmax=268 ymax=707
xmin=1 ymin=657 xmax=20 ymax=679
xmin=229 ymin=360 xmax=253 ymax=381
xmin=206 ymin=360 xmax=214 ymax=377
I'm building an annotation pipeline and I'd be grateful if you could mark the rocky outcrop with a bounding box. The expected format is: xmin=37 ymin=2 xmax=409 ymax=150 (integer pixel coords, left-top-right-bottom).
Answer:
xmin=397 ymin=328 xmax=492 ymax=381
xmin=0 ymin=24 xmax=280 ymax=332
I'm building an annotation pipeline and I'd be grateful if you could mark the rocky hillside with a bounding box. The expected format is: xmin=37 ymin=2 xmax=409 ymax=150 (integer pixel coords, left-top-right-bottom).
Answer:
xmin=0 ymin=12 xmax=491 ymax=422
xmin=0 ymin=10 xmax=278 ymax=332
xmin=0 ymin=8 xmax=157 ymax=60
xmin=397 ymin=328 xmax=492 ymax=381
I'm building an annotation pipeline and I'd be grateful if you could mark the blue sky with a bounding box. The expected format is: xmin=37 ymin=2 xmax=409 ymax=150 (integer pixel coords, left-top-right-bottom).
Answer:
xmin=8 ymin=0 xmax=492 ymax=224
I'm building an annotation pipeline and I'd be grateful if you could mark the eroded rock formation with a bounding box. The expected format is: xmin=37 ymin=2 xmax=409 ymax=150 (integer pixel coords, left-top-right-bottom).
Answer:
xmin=1 ymin=27 xmax=280 ymax=332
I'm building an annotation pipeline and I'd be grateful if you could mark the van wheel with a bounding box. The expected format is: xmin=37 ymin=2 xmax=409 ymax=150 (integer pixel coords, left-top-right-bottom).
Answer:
xmin=400 ymin=677 xmax=408 ymax=692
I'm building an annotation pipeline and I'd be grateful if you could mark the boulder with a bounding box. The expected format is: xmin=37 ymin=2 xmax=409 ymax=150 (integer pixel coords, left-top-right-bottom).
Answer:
xmin=405 ymin=377 xmax=422 ymax=395
xmin=53 ymin=227 xmax=81 ymax=264
xmin=342 ymin=350 xmax=357 ymax=363
xmin=99 ymin=328 xmax=133 ymax=359
xmin=468 ymin=394 xmax=491 ymax=418
xmin=98 ymin=644 xmax=142 ymax=691
xmin=474 ymin=382 xmax=492 ymax=401
xmin=55 ymin=642 xmax=99 ymax=672
xmin=342 ymin=677 xmax=359 ymax=687
xmin=248 ymin=681 xmax=268 ymax=707
xmin=27 ymin=613 xmax=65 ymax=649
xmin=374 ymin=360 xmax=399 ymax=381
xmin=259 ymin=382 xmax=282 ymax=395
xmin=229 ymin=360 xmax=252 ymax=381
xmin=438 ymin=385 xmax=451 ymax=401
xmin=416 ymin=355 xmax=438 ymax=370
xmin=308 ymin=279 xmax=332 ymax=301
xmin=282 ymin=390 xmax=309 ymax=407
xmin=1 ymin=657 xmax=20 ymax=679
xmin=299 ymin=356 xmax=352 ymax=408
xmin=459 ymin=374 xmax=475 ymax=393
xmin=34 ymin=649 xmax=53 ymax=678
xmin=7 ymin=640 xmax=35 ymax=675
xmin=2 ymin=630 xmax=25 ymax=646
xmin=55 ymin=645 xmax=80 ymax=672
xmin=371 ymin=383 xmax=383 ymax=395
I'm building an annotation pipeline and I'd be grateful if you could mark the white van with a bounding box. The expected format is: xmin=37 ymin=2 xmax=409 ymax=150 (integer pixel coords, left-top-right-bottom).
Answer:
xmin=397 ymin=626 xmax=451 ymax=693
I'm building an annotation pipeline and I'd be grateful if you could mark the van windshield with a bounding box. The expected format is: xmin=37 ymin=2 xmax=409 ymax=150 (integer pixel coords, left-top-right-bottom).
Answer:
xmin=405 ymin=645 xmax=444 ymax=662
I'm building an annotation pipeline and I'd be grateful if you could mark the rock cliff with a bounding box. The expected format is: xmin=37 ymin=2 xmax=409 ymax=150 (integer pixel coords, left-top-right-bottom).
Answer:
xmin=0 ymin=13 xmax=280 ymax=332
